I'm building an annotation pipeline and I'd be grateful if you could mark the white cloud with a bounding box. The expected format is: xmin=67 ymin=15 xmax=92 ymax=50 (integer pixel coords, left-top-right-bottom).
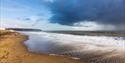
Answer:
xmin=73 ymin=21 xmax=116 ymax=31
xmin=0 ymin=18 xmax=116 ymax=31
xmin=0 ymin=19 xmax=32 ymax=28
xmin=0 ymin=18 xmax=73 ymax=30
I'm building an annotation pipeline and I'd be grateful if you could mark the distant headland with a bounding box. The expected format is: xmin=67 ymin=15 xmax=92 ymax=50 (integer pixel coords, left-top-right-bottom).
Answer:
xmin=0 ymin=28 xmax=42 ymax=32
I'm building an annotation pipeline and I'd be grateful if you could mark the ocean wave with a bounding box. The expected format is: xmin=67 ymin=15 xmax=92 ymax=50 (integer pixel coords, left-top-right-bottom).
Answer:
xmin=23 ymin=32 xmax=125 ymax=63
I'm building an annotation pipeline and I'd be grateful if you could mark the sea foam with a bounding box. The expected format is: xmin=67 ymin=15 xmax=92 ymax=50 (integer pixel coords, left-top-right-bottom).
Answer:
xmin=23 ymin=32 xmax=125 ymax=63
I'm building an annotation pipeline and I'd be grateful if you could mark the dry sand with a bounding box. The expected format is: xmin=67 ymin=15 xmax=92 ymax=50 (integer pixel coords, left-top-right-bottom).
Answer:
xmin=0 ymin=30 xmax=86 ymax=63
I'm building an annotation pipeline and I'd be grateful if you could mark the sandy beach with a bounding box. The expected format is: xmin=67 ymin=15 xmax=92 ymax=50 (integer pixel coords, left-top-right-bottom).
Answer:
xmin=0 ymin=30 xmax=125 ymax=63
xmin=0 ymin=30 xmax=85 ymax=63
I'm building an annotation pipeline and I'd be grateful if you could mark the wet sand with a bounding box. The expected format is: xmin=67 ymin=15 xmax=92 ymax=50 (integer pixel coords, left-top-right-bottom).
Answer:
xmin=0 ymin=30 xmax=85 ymax=63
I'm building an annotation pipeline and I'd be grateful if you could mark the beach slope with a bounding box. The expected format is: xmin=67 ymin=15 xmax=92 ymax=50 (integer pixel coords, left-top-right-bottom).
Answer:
xmin=0 ymin=30 xmax=84 ymax=63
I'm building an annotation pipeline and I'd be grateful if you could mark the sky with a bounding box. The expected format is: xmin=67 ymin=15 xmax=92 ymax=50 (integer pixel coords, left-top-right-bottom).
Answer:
xmin=0 ymin=0 xmax=125 ymax=31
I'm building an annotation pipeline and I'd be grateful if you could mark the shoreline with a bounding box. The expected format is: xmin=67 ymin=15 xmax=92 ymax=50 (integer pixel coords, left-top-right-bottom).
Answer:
xmin=21 ymin=31 xmax=125 ymax=63
xmin=0 ymin=30 xmax=85 ymax=63
xmin=0 ymin=30 xmax=124 ymax=63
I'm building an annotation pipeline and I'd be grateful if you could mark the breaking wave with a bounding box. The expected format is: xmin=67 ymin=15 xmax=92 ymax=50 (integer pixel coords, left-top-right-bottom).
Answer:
xmin=23 ymin=32 xmax=125 ymax=63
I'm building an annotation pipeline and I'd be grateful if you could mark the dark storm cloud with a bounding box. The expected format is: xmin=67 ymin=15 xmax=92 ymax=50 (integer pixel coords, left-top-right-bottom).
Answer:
xmin=47 ymin=0 xmax=125 ymax=26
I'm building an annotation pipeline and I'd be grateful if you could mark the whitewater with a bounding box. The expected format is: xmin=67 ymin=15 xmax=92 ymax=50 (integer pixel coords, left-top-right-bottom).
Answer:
xmin=22 ymin=31 xmax=125 ymax=63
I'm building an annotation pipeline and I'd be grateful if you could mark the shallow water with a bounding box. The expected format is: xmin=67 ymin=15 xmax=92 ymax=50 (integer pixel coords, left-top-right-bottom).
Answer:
xmin=22 ymin=31 xmax=125 ymax=63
